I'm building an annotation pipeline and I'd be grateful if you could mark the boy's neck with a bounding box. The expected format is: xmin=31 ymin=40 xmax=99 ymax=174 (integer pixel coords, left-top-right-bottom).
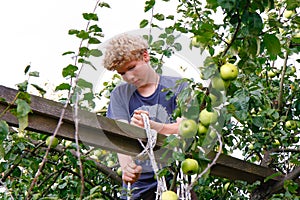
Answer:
xmin=137 ymin=73 xmax=160 ymax=97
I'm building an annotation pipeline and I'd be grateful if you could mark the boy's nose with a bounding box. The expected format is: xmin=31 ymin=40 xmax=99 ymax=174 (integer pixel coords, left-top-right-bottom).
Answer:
xmin=124 ymin=72 xmax=135 ymax=82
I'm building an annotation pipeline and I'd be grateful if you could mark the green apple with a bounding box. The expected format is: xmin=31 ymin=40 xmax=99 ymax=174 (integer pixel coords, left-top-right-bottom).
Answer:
xmin=220 ymin=63 xmax=238 ymax=81
xmin=93 ymin=149 xmax=102 ymax=157
xmin=63 ymin=140 xmax=72 ymax=147
xmin=272 ymin=139 xmax=280 ymax=147
xmin=209 ymin=91 xmax=223 ymax=107
xmin=52 ymin=154 xmax=59 ymax=162
xmin=198 ymin=123 xmax=208 ymax=135
xmin=90 ymin=155 xmax=99 ymax=161
xmin=191 ymin=36 xmax=201 ymax=48
xmin=285 ymin=120 xmax=297 ymax=130
xmin=199 ymin=108 xmax=218 ymax=127
xmin=107 ymin=160 xmax=114 ymax=167
xmin=17 ymin=132 xmax=25 ymax=138
xmin=292 ymin=136 xmax=299 ymax=143
xmin=116 ymin=167 xmax=122 ymax=176
xmin=211 ymin=77 xmax=229 ymax=91
xmin=294 ymin=32 xmax=300 ymax=38
xmin=267 ymin=69 xmax=277 ymax=78
xmin=290 ymin=66 xmax=296 ymax=74
xmin=179 ymin=119 xmax=198 ymax=139
xmin=161 ymin=190 xmax=178 ymax=200
xmin=248 ymin=143 xmax=254 ymax=150
xmin=181 ymin=158 xmax=199 ymax=175
xmin=46 ymin=136 xmax=59 ymax=148
xmin=283 ymin=10 xmax=294 ymax=18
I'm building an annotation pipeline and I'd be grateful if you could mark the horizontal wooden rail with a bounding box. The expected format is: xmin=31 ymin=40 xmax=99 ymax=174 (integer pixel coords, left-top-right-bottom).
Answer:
xmin=0 ymin=85 xmax=289 ymax=184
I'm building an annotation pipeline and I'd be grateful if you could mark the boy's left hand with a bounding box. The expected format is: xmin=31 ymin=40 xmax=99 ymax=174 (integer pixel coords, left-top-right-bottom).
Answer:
xmin=130 ymin=110 xmax=149 ymax=128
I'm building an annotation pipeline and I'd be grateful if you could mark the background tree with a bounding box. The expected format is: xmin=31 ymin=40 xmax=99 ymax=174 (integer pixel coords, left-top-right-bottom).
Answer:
xmin=0 ymin=0 xmax=299 ymax=199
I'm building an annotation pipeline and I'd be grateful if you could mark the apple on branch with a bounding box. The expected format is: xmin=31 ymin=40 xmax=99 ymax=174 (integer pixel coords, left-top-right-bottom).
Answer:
xmin=220 ymin=63 xmax=238 ymax=81
xmin=211 ymin=77 xmax=229 ymax=91
xmin=46 ymin=136 xmax=59 ymax=148
xmin=161 ymin=190 xmax=178 ymax=200
xmin=179 ymin=119 xmax=198 ymax=139
xmin=285 ymin=120 xmax=297 ymax=130
xmin=199 ymin=108 xmax=218 ymax=127
xmin=181 ymin=158 xmax=199 ymax=175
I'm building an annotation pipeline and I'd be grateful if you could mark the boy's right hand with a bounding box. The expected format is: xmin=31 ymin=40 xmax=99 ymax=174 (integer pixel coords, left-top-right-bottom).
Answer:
xmin=122 ymin=162 xmax=142 ymax=184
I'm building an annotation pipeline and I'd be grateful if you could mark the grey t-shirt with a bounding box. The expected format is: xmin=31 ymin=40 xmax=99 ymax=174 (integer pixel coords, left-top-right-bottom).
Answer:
xmin=107 ymin=75 xmax=186 ymax=199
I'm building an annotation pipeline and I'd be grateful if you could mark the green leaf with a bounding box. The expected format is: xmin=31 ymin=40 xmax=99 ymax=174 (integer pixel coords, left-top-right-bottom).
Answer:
xmin=98 ymin=2 xmax=111 ymax=8
xmin=15 ymin=99 xmax=31 ymax=118
xmin=89 ymin=49 xmax=102 ymax=57
xmin=206 ymin=0 xmax=219 ymax=11
xmin=88 ymin=37 xmax=101 ymax=44
xmin=78 ymin=58 xmax=96 ymax=70
xmin=82 ymin=13 xmax=98 ymax=21
xmin=0 ymin=120 xmax=9 ymax=143
xmin=31 ymin=84 xmax=46 ymax=96
xmin=89 ymin=24 xmax=102 ymax=33
xmin=55 ymin=83 xmax=71 ymax=91
xmin=29 ymin=71 xmax=39 ymax=77
xmin=173 ymin=42 xmax=182 ymax=51
xmin=62 ymin=64 xmax=78 ymax=78
xmin=163 ymin=134 xmax=180 ymax=148
xmin=286 ymin=0 xmax=299 ymax=10
xmin=84 ymin=92 xmax=94 ymax=101
xmin=247 ymin=12 xmax=263 ymax=35
xmin=62 ymin=51 xmax=75 ymax=56
xmin=68 ymin=29 xmax=79 ymax=35
xmin=218 ymin=0 xmax=236 ymax=10
xmin=166 ymin=15 xmax=174 ymax=20
xmin=79 ymin=47 xmax=89 ymax=57
xmin=17 ymin=80 xmax=28 ymax=92
xmin=24 ymin=65 xmax=31 ymax=75
xmin=252 ymin=115 xmax=265 ymax=127
xmin=77 ymin=78 xmax=93 ymax=89
xmin=18 ymin=115 xmax=28 ymax=132
xmin=166 ymin=35 xmax=175 ymax=45
xmin=145 ymin=0 xmax=155 ymax=12
xmin=263 ymin=34 xmax=281 ymax=56
xmin=140 ymin=19 xmax=149 ymax=28
xmin=153 ymin=13 xmax=165 ymax=21
xmin=76 ymin=30 xmax=89 ymax=40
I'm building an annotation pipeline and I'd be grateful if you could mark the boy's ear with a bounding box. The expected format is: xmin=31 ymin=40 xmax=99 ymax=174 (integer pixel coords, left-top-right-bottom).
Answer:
xmin=143 ymin=50 xmax=150 ymax=62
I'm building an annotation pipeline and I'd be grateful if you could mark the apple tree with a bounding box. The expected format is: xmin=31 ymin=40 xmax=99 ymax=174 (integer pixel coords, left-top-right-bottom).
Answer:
xmin=0 ymin=0 xmax=299 ymax=199
xmin=140 ymin=0 xmax=300 ymax=199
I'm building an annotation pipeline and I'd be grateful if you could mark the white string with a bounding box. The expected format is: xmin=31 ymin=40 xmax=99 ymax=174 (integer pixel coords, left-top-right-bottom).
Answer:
xmin=126 ymin=113 xmax=167 ymax=199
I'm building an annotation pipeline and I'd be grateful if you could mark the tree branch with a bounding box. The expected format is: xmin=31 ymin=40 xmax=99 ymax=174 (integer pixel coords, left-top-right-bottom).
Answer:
xmin=277 ymin=40 xmax=290 ymax=111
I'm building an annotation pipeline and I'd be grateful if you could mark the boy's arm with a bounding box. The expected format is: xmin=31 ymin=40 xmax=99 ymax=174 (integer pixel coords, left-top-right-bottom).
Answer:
xmin=116 ymin=119 xmax=142 ymax=184
xmin=131 ymin=110 xmax=182 ymax=135
xmin=149 ymin=118 xmax=182 ymax=135
xmin=117 ymin=153 xmax=142 ymax=184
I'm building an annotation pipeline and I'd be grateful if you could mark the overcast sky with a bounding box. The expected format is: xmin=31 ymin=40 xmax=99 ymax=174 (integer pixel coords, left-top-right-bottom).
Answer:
xmin=0 ymin=0 xmax=147 ymax=89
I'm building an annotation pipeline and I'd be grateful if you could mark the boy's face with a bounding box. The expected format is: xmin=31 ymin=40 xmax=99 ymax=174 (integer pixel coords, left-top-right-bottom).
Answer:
xmin=116 ymin=51 xmax=156 ymax=88
xmin=117 ymin=59 xmax=151 ymax=88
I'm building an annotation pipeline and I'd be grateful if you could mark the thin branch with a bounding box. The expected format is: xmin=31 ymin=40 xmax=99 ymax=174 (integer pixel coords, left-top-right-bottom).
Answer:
xmin=0 ymin=92 xmax=20 ymax=118
xmin=277 ymin=41 xmax=290 ymax=111
xmin=26 ymin=1 xmax=103 ymax=198
xmin=265 ymin=166 xmax=300 ymax=199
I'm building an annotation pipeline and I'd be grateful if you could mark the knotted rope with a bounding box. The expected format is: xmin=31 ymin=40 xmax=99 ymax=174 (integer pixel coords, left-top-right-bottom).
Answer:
xmin=127 ymin=113 xmax=167 ymax=199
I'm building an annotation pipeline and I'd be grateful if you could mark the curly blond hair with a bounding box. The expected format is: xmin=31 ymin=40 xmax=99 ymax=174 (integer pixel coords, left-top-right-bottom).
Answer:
xmin=103 ymin=34 xmax=148 ymax=71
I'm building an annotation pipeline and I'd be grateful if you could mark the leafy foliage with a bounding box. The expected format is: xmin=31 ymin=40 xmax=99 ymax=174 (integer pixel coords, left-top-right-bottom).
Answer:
xmin=0 ymin=0 xmax=299 ymax=199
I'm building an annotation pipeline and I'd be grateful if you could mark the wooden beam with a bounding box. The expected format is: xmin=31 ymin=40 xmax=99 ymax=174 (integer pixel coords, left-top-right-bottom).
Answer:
xmin=0 ymin=85 xmax=151 ymax=156
xmin=0 ymin=85 xmax=291 ymax=185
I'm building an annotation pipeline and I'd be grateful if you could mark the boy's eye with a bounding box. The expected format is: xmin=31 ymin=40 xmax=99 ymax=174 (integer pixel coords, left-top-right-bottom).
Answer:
xmin=128 ymin=66 xmax=135 ymax=70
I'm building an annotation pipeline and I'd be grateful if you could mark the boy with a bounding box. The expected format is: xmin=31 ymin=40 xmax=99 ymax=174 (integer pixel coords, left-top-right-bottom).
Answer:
xmin=103 ymin=33 xmax=186 ymax=199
